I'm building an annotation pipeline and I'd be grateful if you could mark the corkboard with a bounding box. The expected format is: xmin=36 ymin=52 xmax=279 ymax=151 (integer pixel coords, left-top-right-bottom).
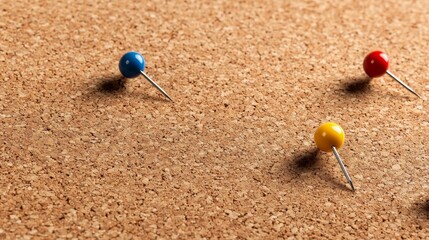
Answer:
xmin=0 ymin=0 xmax=428 ymax=238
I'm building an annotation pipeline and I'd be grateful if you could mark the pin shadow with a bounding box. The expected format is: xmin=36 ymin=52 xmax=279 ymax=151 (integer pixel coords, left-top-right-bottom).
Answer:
xmin=341 ymin=75 xmax=417 ymax=100
xmin=88 ymin=75 xmax=170 ymax=102
xmin=96 ymin=75 xmax=127 ymax=94
xmin=342 ymin=75 xmax=372 ymax=94
xmin=283 ymin=148 xmax=348 ymax=191
xmin=293 ymin=148 xmax=321 ymax=172
xmin=414 ymin=200 xmax=429 ymax=220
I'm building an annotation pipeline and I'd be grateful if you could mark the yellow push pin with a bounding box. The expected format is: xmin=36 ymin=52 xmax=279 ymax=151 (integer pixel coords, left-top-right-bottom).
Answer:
xmin=314 ymin=122 xmax=355 ymax=191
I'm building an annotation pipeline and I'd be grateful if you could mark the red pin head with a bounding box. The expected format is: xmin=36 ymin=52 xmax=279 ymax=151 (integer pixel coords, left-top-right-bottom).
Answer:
xmin=363 ymin=50 xmax=389 ymax=78
xmin=362 ymin=50 xmax=421 ymax=98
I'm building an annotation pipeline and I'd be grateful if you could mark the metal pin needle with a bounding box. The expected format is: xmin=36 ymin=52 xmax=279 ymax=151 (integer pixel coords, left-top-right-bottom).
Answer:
xmin=386 ymin=70 xmax=422 ymax=99
xmin=331 ymin=146 xmax=355 ymax=191
xmin=140 ymin=70 xmax=173 ymax=102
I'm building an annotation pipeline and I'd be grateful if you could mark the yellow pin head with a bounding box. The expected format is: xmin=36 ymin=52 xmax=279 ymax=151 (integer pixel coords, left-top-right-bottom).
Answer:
xmin=314 ymin=122 xmax=345 ymax=152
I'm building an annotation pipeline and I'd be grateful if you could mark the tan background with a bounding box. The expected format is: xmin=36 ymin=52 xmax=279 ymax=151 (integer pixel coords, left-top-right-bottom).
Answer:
xmin=0 ymin=0 xmax=428 ymax=238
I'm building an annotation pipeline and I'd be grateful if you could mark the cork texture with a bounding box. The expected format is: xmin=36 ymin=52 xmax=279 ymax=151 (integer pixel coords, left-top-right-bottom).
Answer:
xmin=0 ymin=0 xmax=428 ymax=238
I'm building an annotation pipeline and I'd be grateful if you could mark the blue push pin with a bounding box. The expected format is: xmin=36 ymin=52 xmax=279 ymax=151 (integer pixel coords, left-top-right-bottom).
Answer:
xmin=119 ymin=51 xmax=173 ymax=101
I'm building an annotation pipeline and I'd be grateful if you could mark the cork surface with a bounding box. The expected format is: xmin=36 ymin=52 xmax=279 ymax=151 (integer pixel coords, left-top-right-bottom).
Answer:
xmin=1 ymin=0 xmax=428 ymax=238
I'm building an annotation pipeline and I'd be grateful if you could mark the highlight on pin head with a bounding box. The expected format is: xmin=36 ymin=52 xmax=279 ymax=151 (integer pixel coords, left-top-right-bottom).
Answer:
xmin=119 ymin=51 xmax=146 ymax=78
xmin=314 ymin=122 xmax=345 ymax=152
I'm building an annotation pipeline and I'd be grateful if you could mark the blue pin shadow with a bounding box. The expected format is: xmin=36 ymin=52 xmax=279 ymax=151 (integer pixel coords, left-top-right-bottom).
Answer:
xmin=96 ymin=75 xmax=127 ymax=93
xmin=91 ymin=74 xmax=169 ymax=102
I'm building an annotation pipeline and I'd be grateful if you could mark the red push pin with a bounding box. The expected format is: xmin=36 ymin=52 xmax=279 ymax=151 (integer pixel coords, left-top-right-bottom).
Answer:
xmin=363 ymin=50 xmax=421 ymax=98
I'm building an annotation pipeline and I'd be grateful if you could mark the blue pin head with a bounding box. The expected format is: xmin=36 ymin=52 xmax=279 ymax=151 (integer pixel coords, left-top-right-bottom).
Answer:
xmin=119 ymin=52 xmax=146 ymax=78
